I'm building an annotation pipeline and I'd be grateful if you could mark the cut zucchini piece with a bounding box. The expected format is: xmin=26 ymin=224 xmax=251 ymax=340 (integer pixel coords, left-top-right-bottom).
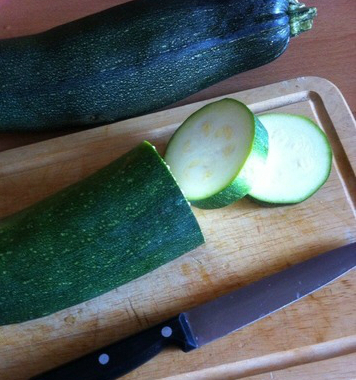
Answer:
xmin=0 ymin=141 xmax=204 ymax=325
xmin=249 ymin=113 xmax=332 ymax=205
xmin=165 ymin=98 xmax=268 ymax=209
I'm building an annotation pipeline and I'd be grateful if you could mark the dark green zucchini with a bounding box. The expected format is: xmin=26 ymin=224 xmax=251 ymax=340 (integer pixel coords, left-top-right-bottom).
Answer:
xmin=0 ymin=0 xmax=316 ymax=131
xmin=0 ymin=142 xmax=204 ymax=325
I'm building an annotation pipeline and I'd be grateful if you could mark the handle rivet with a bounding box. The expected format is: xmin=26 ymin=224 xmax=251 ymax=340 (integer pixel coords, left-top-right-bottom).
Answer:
xmin=98 ymin=353 xmax=110 ymax=365
xmin=161 ymin=326 xmax=172 ymax=338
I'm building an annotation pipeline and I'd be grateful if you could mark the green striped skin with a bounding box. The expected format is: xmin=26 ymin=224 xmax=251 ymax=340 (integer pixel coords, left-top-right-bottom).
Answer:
xmin=246 ymin=195 xmax=296 ymax=207
xmin=0 ymin=0 xmax=316 ymax=131
xmin=192 ymin=116 xmax=269 ymax=209
xmin=0 ymin=142 xmax=204 ymax=325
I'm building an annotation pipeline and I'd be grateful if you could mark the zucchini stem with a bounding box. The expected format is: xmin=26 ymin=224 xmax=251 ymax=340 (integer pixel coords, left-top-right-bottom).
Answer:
xmin=288 ymin=0 xmax=317 ymax=37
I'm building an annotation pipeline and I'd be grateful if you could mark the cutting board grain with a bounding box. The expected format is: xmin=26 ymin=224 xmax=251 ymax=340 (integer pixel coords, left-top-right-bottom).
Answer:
xmin=0 ymin=77 xmax=355 ymax=380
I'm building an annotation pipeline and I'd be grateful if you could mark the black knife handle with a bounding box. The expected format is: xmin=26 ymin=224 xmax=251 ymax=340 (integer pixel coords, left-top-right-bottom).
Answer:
xmin=29 ymin=314 xmax=197 ymax=380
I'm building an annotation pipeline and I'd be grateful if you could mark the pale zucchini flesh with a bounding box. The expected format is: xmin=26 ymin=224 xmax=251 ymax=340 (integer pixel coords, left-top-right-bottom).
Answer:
xmin=248 ymin=113 xmax=332 ymax=205
xmin=165 ymin=98 xmax=268 ymax=209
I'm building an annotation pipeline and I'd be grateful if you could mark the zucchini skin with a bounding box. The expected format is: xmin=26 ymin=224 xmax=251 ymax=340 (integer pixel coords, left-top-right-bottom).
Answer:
xmin=0 ymin=142 xmax=204 ymax=325
xmin=0 ymin=0 xmax=312 ymax=131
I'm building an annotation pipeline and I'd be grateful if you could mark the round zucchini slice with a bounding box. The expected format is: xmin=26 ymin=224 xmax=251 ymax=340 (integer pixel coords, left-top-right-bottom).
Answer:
xmin=164 ymin=98 xmax=268 ymax=209
xmin=248 ymin=113 xmax=332 ymax=205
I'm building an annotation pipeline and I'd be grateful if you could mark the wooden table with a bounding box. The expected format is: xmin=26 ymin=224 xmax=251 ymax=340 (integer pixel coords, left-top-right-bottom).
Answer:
xmin=0 ymin=0 xmax=355 ymax=152
xmin=0 ymin=1 xmax=355 ymax=379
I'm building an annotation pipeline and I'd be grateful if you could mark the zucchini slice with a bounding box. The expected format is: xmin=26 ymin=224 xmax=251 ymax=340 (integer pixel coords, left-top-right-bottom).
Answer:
xmin=165 ymin=99 xmax=268 ymax=209
xmin=248 ymin=113 xmax=332 ymax=205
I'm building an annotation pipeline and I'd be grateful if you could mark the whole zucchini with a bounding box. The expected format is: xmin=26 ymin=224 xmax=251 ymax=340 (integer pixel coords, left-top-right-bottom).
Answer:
xmin=0 ymin=142 xmax=204 ymax=325
xmin=0 ymin=0 xmax=316 ymax=131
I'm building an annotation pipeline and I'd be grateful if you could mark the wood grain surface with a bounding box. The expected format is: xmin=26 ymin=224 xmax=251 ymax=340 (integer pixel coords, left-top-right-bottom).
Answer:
xmin=162 ymin=335 xmax=356 ymax=380
xmin=0 ymin=77 xmax=355 ymax=380
xmin=0 ymin=0 xmax=355 ymax=151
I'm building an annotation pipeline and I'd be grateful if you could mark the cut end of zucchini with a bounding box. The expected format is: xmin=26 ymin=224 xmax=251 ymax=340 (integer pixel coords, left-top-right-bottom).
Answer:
xmin=165 ymin=98 xmax=268 ymax=209
xmin=249 ymin=113 xmax=332 ymax=205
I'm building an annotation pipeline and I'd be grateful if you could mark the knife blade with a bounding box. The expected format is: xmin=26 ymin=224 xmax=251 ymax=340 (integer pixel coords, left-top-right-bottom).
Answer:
xmin=30 ymin=242 xmax=355 ymax=380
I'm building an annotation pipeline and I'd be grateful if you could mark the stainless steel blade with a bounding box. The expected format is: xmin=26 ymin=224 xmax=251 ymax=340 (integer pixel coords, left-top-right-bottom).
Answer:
xmin=183 ymin=242 xmax=356 ymax=347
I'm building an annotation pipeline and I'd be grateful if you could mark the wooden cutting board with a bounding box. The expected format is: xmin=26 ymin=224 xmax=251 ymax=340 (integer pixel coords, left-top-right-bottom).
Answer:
xmin=0 ymin=77 xmax=355 ymax=380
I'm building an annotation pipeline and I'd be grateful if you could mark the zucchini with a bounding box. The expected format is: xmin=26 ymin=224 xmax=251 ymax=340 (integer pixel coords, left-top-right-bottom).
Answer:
xmin=0 ymin=0 xmax=317 ymax=131
xmin=248 ymin=113 xmax=332 ymax=205
xmin=0 ymin=142 xmax=204 ymax=325
xmin=165 ymin=99 xmax=268 ymax=209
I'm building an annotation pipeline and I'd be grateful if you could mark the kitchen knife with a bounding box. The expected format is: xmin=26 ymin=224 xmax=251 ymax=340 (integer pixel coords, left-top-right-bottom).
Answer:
xmin=30 ymin=242 xmax=355 ymax=380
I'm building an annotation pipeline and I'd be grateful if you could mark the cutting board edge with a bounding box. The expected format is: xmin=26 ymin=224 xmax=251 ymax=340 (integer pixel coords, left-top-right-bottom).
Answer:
xmin=0 ymin=77 xmax=345 ymax=156
xmin=0 ymin=76 xmax=355 ymax=173
xmin=160 ymin=334 xmax=356 ymax=380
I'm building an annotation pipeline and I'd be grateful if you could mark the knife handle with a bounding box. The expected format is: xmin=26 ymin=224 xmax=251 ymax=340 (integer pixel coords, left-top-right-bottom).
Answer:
xmin=29 ymin=314 xmax=197 ymax=380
